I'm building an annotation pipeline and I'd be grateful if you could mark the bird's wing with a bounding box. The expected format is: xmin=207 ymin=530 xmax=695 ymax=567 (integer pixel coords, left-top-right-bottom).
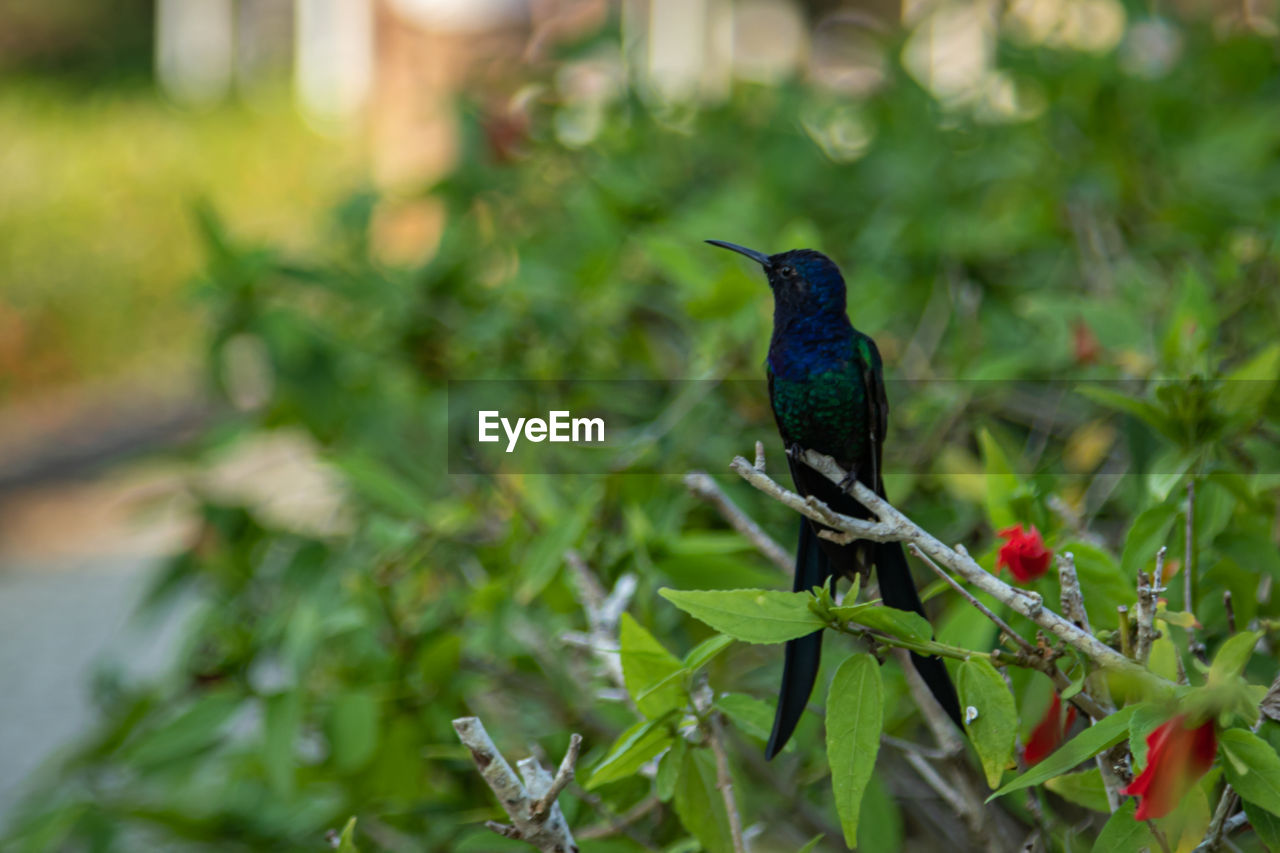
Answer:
xmin=854 ymin=333 xmax=889 ymax=494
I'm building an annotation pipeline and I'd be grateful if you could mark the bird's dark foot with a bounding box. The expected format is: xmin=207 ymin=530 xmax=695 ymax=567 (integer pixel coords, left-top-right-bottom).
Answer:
xmin=785 ymin=443 xmax=804 ymax=461
xmin=838 ymin=467 xmax=859 ymax=494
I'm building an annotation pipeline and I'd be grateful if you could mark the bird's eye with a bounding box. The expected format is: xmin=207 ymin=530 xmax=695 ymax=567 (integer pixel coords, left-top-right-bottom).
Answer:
xmin=778 ymin=265 xmax=796 ymax=279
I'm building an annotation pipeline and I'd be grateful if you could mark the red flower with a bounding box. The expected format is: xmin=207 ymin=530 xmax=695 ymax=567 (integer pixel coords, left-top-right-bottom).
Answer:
xmin=1121 ymin=715 xmax=1217 ymax=821
xmin=1024 ymin=691 xmax=1078 ymax=766
xmin=996 ymin=525 xmax=1052 ymax=582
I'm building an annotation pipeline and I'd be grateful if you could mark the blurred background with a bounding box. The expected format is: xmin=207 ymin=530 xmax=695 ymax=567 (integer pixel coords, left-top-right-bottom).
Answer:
xmin=3 ymin=0 xmax=1280 ymax=849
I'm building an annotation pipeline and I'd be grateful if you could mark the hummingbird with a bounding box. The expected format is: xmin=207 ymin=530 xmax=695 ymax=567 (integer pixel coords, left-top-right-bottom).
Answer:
xmin=707 ymin=240 xmax=963 ymax=758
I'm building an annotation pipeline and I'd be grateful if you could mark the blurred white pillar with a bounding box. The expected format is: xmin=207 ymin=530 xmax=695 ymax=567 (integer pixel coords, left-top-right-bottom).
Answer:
xmin=295 ymin=0 xmax=374 ymax=126
xmin=646 ymin=0 xmax=732 ymax=101
xmin=236 ymin=0 xmax=295 ymax=89
xmin=156 ymin=0 xmax=235 ymax=105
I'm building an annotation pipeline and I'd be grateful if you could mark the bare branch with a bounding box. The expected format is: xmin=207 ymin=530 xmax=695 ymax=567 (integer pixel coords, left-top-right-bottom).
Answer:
xmin=533 ymin=734 xmax=582 ymax=820
xmin=1058 ymin=552 xmax=1093 ymax=634
xmin=692 ymin=678 xmax=745 ymax=853
xmin=913 ymin=543 xmax=1034 ymax=653
xmin=892 ymin=647 xmax=965 ymax=757
xmin=1134 ymin=547 xmax=1166 ymax=665
xmin=563 ymin=550 xmax=634 ymax=689
xmin=684 ymin=471 xmax=791 ymax=575
xmin=453 ymin=716 xmax=581 ymax=853
xmin=732 ymin=449 xmax=1161 ymax=683
xmin=576 ymin=796 xmax=661 ymax=844
xmin=1196 ymin=787 xmax=1239 ymax=852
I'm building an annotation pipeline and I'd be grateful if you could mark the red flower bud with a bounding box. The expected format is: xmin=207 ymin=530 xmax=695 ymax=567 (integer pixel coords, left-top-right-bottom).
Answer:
xmin=1121 ymin=715 xmax=1217 ymax=821
xmin=996 ymin=524 xmax=1052 ymax=583
xmin=1024 ymin=691 xmax=1078 ymax=766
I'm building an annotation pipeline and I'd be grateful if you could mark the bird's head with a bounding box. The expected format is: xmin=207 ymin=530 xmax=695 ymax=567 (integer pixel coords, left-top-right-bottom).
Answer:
xmin=705 ymin=241 xmax=847 ymax=315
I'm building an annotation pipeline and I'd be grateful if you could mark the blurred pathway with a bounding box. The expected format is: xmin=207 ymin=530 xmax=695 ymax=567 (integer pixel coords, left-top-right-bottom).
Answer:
xmin=0 ymin=425 xmax=339 ymax=826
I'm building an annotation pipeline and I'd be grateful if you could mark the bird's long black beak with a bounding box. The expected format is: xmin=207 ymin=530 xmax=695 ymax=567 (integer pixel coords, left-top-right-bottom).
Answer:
xmin=705 ymin=240 xmax=770 ymax=267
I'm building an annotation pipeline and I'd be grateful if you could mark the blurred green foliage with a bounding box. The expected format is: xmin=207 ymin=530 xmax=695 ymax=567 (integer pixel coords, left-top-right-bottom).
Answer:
xmin=0 ymin=80 xmax=361 ymax=397
xmin=7 ymin=14 xmax=1280 ymax=852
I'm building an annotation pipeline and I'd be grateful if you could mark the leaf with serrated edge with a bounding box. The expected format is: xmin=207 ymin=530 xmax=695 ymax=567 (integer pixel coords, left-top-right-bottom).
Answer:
xmin=832 ymin=603 xmax=932 ymax=644
xmin=826 ymin=653 xmax=883 ymax=848
xmin=659 ymin=588 xmax=824 ymax=644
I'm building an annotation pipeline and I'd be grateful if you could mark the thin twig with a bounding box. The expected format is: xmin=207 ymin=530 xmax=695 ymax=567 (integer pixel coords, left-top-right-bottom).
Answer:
xmin=691 ymin=678 xmax=745 ymax=853
xmin=533 ymin=734 xmax=583 ymax=819
xmin=891 ymin=647 xmax=965 ymax=757
xmin=1134 ymin=547 xmax=1166 ymax=665
xmin=1196 ymin=788 xmax=1239 ymax=852
xmin=1224 ymin=591 xmax=1236 ymax=635
xmin=563 ymin=550 xmax=634 ymax=689
xmin=904 ymin=751 xmax=988 ymax=842
xmin=1117 ymin=606 xmax=1132 ymax=658
xmin=684 ymin=470 xmax=791 ymax=575
xmin=1186 ymin=480 xmax=1207 ymax=663
xmin=910 ymin=543 xmax=1034 ymax=653
xmin=1055 ymin=557 xmax=1122 ymax=811
xmin=575 ymin=793 xmax=662 ymax=846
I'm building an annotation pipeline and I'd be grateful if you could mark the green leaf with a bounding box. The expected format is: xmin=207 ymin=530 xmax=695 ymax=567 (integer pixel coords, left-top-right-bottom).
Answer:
xmin=620 ymin=613 xmax=685 ymax=717
xmin=958 ymin=657 xmax=1017 ymax=788
xmin=1044 ymin=768 xmax=1111 ymax=813
xmin=989 ymin=704 xmax=1138 ymax=801
xmin=673 ymin=747 xmax=733 ymax=853
xmin=263 ymin=691 xmax=301 ymax=796
xmin=826 ymin=653 xmax=883 ymax=848
xmin=335 ymin=817 xmax=361 ymax=853
xmin=716 ymin=693 xmax=776 ymax=744
xmin=796 ymin=836 xmax=824 ymax=853
xmin=658 ymin=588 xmax=824 ymax=644
xmin=1091 ymin=800 xmax=1156 ymax=853
xmin=1218 ymin=532 xmax=1280 ymax=582
xmin=857 ymin=775 xmax=903 ymax=853
xmin=1120 ymin=503 xmax=1178 ymax=584
xmin=1218 ymin=343 xmax=1280 ymax=424
xmin=1079 ymin=385 xmax=1178 ymax=443
xmin=978 ymin=427 xmax=1020 ymax=529
xmin=1220 ymin=728 xmax=1280 ymax=817
xmin=831 ymin=602 xmax=933 ymax=644
xmin=682 ymin=634 xmax=734 ymax=672
xmin=656 ymin=738 xmax=686 ymax=802
xmin=1208 ymin=631 xmax=1261 ymax=683
xmin=328 ymin=690 xmax=380 ymax=773
xmin=1241 ymin=797 xmax=1280 ymax=849
xmin=127 ymin=690 xmax=243 ymax=767
xmin=586 ymin=714 xmax=675 ymax=790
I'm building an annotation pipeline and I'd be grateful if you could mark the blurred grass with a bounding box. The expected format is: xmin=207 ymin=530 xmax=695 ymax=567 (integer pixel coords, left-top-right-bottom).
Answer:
xmin=0 ymin=79 xmax=365 ymax=399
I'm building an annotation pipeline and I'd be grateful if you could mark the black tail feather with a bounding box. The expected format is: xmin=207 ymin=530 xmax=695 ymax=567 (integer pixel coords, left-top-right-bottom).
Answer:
xmin=874 ymin=539 xmax=964 ymax=727
xmin=765 ymin=519 xmax=829 ymax=759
